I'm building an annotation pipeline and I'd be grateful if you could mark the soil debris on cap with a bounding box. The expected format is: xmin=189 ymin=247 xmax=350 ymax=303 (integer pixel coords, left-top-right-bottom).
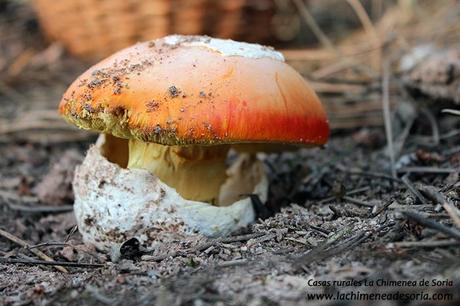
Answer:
xmin=146 ymin=100 xmax=160 ymax=112
xmin=168 ymin=85 xmax=181 ymax=98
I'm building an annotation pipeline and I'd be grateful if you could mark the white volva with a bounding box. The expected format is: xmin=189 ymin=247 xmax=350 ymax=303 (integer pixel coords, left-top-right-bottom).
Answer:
xmin=73 ymin=135 xmax=268 ymax=251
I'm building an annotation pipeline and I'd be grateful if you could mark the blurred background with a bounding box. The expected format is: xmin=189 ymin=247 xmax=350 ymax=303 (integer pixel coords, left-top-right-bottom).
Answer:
xmin=0 ymin=0 xmax=458 ymax=142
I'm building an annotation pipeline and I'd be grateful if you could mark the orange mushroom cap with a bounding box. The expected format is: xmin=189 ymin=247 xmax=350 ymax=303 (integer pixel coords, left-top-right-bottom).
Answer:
xmin=59 ymin=35 xmax=329 ymax=146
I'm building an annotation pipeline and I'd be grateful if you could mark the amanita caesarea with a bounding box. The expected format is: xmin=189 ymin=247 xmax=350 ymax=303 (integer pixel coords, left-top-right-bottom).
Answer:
xmin=59 ymin=35 xmax=329 ymax=251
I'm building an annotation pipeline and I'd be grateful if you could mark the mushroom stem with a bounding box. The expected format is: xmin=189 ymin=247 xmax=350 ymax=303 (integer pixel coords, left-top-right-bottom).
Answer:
xmin=127 ymin=139 xmax=229 ymax=204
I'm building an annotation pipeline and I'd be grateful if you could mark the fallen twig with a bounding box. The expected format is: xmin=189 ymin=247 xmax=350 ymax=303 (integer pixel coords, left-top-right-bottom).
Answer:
xmin=28 ymin=242 xmax=70 ymax=250
xmin=442 ymin=109 xmax=460 ymax=116
xmin=216 ymin=259 xmax=248 ymax=268
xmin=219 ymin=232 xmax=268 ymax=244
xmin=0 ymin=228 xmax=68 ymax=273
xmin=65 ymin=225 xmax=79 ymax=243
xmin=397 ymin=167 xmax=459 ymax=174
xmin=418 ymin=185 xmax=460 ymax=228
xmin=343 ymin=196 xmax=375 ymax=207
xmin=370 ymin=199 xmax=394 ymax=217
xmin=402 ymin=210 xmax=460 ymax=241
xmin=4 ymin=203 xmax=73 ymax=213
xmin=382 ymin=60 xmax=396 ymax=178
xmin=308 ymin=225 xmax=330 ymax=236
xmin=0 ymin=191 xmax=73 ymax=214
xmin=402 ymin=174 xmax=428 ymax=204
xmin=0 ymin=190 xmax=39 ymax=203
xmin=285 ymin=237 xmax=310 ymax=246
xmin=0 ymin=257 xmax=104 ymax=268
xmin=387 ymin=240 xmax=460 ymax=249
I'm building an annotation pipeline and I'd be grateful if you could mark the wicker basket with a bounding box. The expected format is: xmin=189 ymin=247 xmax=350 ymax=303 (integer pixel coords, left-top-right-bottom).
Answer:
xmin=32 ymin=0 xmax=274 ymax=61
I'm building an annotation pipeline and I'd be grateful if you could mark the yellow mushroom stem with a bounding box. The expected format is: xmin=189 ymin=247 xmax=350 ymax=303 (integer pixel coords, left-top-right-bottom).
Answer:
xmin=127 ymin=139 xmax=230 ymax=204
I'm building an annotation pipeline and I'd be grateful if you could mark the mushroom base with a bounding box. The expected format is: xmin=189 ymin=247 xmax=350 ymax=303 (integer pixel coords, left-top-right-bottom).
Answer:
xmin=73 ymin=134 xmax=268 ymax=251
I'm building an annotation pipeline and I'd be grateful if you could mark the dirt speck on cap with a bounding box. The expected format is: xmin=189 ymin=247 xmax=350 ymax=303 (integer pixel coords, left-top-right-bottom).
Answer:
xmin=87 ymin=78 xmax=105 ymax=89
xmin=146 ymin=100 xmax=160 ymax=112
xmin=113 ymin=86 xmax=122 ymax=95
xmin=168 ymin=85 xmax=181 ymax=98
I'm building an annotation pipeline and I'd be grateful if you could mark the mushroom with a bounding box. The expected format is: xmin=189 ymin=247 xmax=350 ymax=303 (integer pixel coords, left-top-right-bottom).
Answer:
xmin=59 ymin=35 xmax=329 ymax=251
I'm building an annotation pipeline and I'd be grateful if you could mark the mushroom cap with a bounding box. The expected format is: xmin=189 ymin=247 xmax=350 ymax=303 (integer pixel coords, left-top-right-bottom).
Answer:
xmin=59 ymin=35 xmax=329 ymax=146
